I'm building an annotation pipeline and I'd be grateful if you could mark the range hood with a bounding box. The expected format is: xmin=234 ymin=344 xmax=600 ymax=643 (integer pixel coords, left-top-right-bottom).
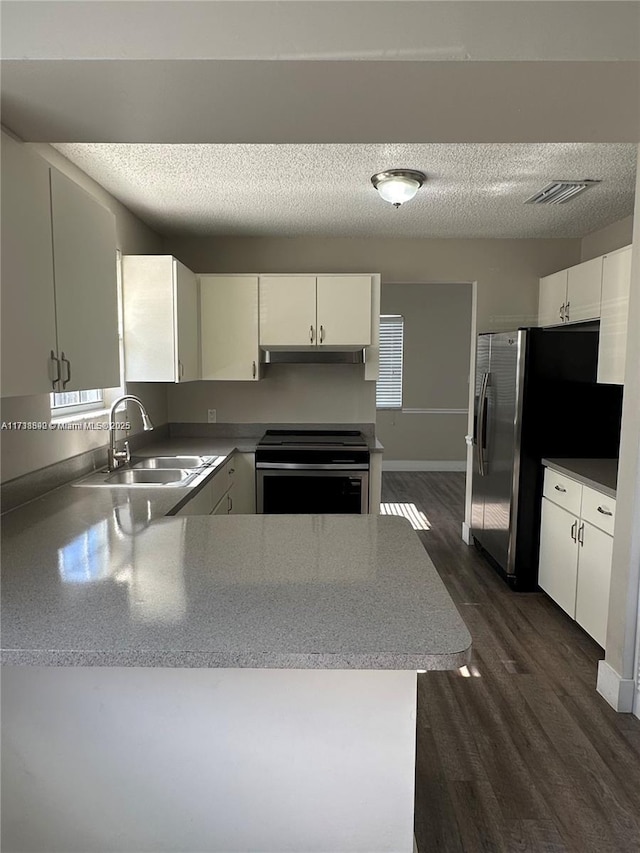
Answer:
xmin=260 ymin=348 xmax=365 ymax=365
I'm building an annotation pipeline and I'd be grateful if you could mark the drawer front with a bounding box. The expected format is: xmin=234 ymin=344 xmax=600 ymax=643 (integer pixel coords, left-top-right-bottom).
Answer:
xmin=581 ymin=486 xmax=616 ymax=535
xmin=210 ymin=455 xmax=235 ymax=508
xmin=177 ymin=480 xmax=213 ymax=516
xmin=543 ymin=468 xmax=582 ymax=516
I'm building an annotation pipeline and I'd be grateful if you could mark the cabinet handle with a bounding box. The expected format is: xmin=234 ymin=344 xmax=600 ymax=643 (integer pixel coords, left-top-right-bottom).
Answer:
xmin=61 ymin=352 xmax=71 ymax=388
xmin=228 ymin=468 xmax=235 ymax=475
xmin=578 ymin=523 xmax=585 ymax=546
xmin=565 ymin=301 xmax=570 ymax=323
xmin=571 ymin=520 xmax=577 ymax=541
xmin=597 ymin=506 xmax=613 ymax=517
xmin=49 ymin=350 xmax=61 ymax=391
xmin=228 ymin=494 xmax=233 ymax=513
xmin=310 ymin=325 xmax=315 ymax=343
xmin=320 ymin=325 xmax=325 ymax=343
xmin=559 ymin=303 xmax=565 ymax=322
xmin=554 ymin=485 xmax=566 ymax=493
xmin=252 ymin=360 xmax=257 ymax=379
xmin=178 ymin=359 xmax=184 ymax=379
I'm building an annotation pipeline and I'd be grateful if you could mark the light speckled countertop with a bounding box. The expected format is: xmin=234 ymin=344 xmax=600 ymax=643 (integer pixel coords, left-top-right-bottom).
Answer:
xmin=1 ymin=438 xmax=468 ymax=671
xmin=542 ymin=458 xmax=618 ymax=499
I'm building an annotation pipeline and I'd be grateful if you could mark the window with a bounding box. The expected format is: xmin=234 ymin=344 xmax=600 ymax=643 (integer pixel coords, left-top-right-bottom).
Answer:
xmin=51 ymin=389 xmax=104 ymax=415
xmin=376 ymin=315 xmax=404 ymax=409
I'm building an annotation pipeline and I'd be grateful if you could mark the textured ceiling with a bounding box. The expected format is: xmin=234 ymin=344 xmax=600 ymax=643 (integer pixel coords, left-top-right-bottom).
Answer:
xmin=52 ymin=143 xmax=637 ymax=239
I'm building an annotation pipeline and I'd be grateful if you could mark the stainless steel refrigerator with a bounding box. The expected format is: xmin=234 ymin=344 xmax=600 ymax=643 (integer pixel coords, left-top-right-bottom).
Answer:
xmin=471 ymin=327 xmax=623 ymax=589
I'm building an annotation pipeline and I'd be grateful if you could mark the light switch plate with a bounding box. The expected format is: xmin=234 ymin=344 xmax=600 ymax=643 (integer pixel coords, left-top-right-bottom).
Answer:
xmin=207 ymin=409 xmax=217 ymax=423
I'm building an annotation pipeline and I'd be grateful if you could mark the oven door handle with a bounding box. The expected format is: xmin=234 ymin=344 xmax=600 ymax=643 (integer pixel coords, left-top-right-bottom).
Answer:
xmin=256 ymin=462 xmax=370 ymax=471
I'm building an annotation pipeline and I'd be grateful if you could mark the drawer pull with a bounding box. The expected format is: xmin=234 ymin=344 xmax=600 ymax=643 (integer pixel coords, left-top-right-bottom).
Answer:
xmin=554 ymin=485 xmax=567 ymax=493
xmin=597 ymin=506 xmax=613 ymax=517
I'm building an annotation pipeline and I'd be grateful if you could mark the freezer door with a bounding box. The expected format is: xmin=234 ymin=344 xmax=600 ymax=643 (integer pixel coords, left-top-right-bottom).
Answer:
xmin=471 ymin=335 xmax=491 ymax=538
xmin=480 ymin=331 xmax=524 ymax=574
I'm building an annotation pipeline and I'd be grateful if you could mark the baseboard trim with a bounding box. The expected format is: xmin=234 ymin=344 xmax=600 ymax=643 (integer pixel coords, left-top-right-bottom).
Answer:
xmin=596 ymin=660 xmax=636 ymax=712
xmin=461 ymin=521 xmax=472 ymax=545
xmin=383 ymin=460 xmax=467 ymax=472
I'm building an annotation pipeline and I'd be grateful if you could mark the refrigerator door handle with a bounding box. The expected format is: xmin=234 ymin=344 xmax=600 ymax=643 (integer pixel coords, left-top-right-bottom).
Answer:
xmin=477 ymin=371 xmax=490 ymax=476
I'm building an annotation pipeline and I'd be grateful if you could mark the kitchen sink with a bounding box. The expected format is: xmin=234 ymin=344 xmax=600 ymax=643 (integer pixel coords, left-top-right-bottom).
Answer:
xmin=132 ymin=455 xmax=213 ymax=470
xmin=75 ymin=467 xmax=199 ymax=487
xmin=105 ymin=468 xmax=195 ymax=485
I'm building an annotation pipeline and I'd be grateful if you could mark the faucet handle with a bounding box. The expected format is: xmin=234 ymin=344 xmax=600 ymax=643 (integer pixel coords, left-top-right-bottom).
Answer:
xmin=124 ymin=440 xmax=131 ymax=464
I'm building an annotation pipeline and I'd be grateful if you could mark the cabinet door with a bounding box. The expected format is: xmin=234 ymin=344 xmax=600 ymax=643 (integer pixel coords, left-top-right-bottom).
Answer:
xmin=566 ymin=256 xmax=603 ymax=324
xmin=576 ymin=521 xmax=613 ymax=648
xmin=123 ymin=255 xmax=176 ymax=382
xmin=316 ymin=275 xmax=372 ymax=347
xmin=228 ymin=452 xmax=256 ymax=514
xmin=176 ymin=480 xmax=214 ymax=516
xmin=200 ymin=276 xmax=259 ymax=380
xmin=597 ymin=246 xmax=632 ymax=385
xmin=174 ymin=260 xmax=199 ymax=382
xmin=538 ymin=270 xmax=567 ymax=327
xmin=211 ymin=492 xmax=231 ymax=515
xmin=538 ymin=498 xmax=579 ymax=617
xmin=50 ymin=168 xmax=119 ymax=392
xmin=1 ymin=132 xmax=58 ymax=397
xmin=259 ymin=276 xmax=316 ymax=347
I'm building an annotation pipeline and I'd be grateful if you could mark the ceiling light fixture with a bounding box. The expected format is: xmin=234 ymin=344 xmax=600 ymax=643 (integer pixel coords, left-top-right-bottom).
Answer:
xmin=371 ymin=169 xmax=426 ymax=208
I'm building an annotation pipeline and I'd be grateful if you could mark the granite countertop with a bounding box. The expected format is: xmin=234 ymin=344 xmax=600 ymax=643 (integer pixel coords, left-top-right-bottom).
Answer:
xmin=542 ymin=458 xmax=618 ymax=499
xmin=1 ymin=438 xmax=469 ymax=671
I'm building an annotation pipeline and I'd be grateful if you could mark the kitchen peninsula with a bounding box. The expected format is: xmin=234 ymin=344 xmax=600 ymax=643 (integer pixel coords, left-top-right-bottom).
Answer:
xmin=1 ymin=448 xmax=471 ymax=853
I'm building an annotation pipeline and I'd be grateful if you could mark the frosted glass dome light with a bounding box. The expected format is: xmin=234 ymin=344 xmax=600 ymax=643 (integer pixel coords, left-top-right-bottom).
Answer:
xmin=371 ymin=170 xmax=426 ymax=208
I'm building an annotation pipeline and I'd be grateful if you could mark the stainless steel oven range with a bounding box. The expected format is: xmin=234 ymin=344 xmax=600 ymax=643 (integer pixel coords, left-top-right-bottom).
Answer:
xmin=256 ymin=430 xmax=370 ymax=514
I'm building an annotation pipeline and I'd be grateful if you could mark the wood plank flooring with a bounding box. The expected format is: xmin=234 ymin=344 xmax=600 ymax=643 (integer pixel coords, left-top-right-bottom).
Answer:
xmin=382 ymin=471 xmax=640 ymax=853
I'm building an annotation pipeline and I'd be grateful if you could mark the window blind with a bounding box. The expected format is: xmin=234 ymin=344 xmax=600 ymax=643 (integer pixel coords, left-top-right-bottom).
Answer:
xmin=376 ymin=315 xmax=404 ymax=409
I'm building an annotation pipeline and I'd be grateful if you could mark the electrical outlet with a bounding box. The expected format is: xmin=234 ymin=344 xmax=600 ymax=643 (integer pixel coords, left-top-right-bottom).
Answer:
xmin=207 ymin=409 xmax=217 ymax=424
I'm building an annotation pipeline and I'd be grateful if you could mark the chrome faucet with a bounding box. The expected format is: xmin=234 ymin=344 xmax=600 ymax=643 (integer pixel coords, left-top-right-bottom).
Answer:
xmin=108 ymin=395 xmax=154 ymax=471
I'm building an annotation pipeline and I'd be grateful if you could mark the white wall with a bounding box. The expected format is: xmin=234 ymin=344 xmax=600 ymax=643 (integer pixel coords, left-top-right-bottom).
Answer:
xmin=377 ymin=283 xmax=472 ymax=464
xmin=0 ymin=138 xmax=166 ymax=484
xmin=581 ymin=215 xmax=634 ymax=262
xmin=598 ymin=149 xmax=640 ymax=712
xmin=168 ymin=365 xmax=375 ymax=425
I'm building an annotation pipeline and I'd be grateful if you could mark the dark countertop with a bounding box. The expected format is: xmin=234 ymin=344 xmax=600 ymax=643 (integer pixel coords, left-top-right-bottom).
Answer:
xmin=542 ymin=458 xmax=618 ymax=499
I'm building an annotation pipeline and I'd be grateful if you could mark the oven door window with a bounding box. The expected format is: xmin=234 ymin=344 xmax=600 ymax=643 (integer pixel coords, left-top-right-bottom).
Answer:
xmin=260 ymin=472 xmax=368 ymax=514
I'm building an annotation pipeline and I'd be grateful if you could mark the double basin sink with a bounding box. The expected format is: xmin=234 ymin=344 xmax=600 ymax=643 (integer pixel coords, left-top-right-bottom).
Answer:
xmin=76 ymin=455 xmax=220 ymax=488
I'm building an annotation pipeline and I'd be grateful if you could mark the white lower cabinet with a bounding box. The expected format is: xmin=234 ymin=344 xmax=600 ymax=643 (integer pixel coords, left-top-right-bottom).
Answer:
xmin=538 ymin=498 xmax=579 ymax=618
xmin=575 ymin=521 xmax=613 ymax=648
xmin=176 ymin=453 xmax=256 ymax=517
xmin=538 ymin=468 xmax=615 ymax=648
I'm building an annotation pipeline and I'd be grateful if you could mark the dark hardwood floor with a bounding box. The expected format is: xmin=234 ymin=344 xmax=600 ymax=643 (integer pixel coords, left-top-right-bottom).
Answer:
xmin=382 ymin=472 xmax=640 ymax=853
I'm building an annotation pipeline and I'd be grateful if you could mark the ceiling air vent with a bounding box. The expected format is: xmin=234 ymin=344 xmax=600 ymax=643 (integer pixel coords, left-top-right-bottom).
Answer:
xmin=525 ymin=179 xmax=601 ymax=205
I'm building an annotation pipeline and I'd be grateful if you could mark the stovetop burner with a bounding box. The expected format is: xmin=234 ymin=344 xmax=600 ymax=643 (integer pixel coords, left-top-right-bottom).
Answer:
xmin=258 ymin=429 xmax=368 ymax=449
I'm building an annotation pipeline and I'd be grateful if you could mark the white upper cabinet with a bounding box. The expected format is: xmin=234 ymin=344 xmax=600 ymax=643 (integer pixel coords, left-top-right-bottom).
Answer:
xmin=316 ymin=275 xmax=372 ymax=347
xmin=200 ymin=275 xmax=260 ymax=380
xmin=49 ymin=168 xmax=120 ymax=393
xmin=538 ymin=257 xmax=603 ymax=327
xmin=259 ymin=274 xmax=372 ymax=349
xmin=597 ymin=246 xmax=632 ymax=385
xmin=1 ymin=132 xmax=58 ymax=398
xmin=565 ymin=256 xmax=603 ymax=324
xmin=1 ymin=133 xmax=119 ymax=397
xmin=259 ymin=276 xmax=317 ymax=347
xmin=538 ymin=269 xmax=568 ymax=328
xmin=122 ymin=255 xmax=199 ymax=383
